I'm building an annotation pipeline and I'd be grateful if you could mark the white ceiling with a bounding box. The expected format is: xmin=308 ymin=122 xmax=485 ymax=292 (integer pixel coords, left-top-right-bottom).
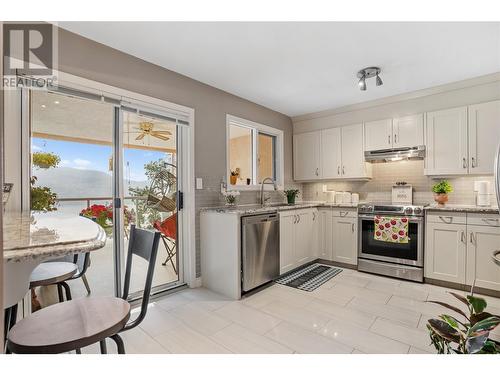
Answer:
xmin=60 ymin=22 xmax=500 ymax=117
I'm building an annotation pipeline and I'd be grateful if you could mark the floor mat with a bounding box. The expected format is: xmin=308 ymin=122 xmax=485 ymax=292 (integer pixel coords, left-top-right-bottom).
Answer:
xmin=275 ymin=263 xmax=342 ymax=292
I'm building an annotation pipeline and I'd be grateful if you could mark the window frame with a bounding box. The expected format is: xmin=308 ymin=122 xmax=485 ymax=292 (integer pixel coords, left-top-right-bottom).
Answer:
xmin=226 ymin=114 xmax=284 ymax=191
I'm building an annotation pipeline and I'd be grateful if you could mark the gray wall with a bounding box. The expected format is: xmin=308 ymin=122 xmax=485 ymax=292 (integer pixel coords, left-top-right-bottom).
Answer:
xmin=56 ymin=28 xmax=294 ymax=277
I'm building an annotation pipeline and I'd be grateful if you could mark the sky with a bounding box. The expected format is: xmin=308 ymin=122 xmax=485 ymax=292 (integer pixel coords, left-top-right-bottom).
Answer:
xmin=32 ymin=137 xmax=172 ymax=182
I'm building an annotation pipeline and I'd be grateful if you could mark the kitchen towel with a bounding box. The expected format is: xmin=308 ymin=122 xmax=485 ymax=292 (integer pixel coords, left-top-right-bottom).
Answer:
xmin=374 ymin=216 xmax=409 ymax=244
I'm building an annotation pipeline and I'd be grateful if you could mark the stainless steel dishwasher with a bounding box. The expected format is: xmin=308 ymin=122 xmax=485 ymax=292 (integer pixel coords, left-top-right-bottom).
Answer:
xmin=241 ymin=213 xmax=280 ymax=292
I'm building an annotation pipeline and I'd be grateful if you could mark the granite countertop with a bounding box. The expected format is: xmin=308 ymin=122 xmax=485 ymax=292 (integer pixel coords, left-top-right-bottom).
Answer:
xmin=200 ymin=201 xmax=359 ymax=215
xmin=3 ymin=212 xmax=107 ymax=263
xmin=425 ymin=204 xmax=499 ymax=214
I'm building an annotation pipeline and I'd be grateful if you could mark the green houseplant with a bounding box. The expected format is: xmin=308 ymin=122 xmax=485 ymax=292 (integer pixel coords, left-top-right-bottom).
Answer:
xmin=31 ymin=151 xmax=60 ymax=212
xmin=432 ymin=180 xmax=453 ymax=205
xmin=283 ymin=189 xmax=300 ymax=205
xmin=427 ymin=293 xmax=500 ymax=354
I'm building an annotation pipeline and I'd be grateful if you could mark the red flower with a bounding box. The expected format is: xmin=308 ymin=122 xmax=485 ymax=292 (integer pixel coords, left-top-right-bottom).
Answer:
xmin=374 ymin=219 xmax=379 ymax=224
xmin=376 ymin=231 xmax=381 ymax=236
xmin=401 ymin=218 xmax=408 ymax=223
xmin=379 ymin=225 xmax=385 ymax=230
xmin=392 ymin=234 xmax=398 ymax=240
xmin=399 ymin=230 xmax=405 ymax=236
xmin=391 ymin=220 xmax=397 ymax=225
xmin=385 ymin=223 xmax=391 ymax=228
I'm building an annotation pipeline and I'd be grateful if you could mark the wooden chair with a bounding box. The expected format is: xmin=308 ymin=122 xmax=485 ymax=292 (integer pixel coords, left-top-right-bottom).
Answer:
xmin=6 ymin=225 xmax=161 ymax=354
xmin=153 ymin=213 xmax=177 ymax=274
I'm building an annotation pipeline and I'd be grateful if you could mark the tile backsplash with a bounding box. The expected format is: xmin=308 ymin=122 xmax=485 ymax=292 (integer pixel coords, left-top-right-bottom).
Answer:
xmin=302 ymin=160 xmax=496 ymax=206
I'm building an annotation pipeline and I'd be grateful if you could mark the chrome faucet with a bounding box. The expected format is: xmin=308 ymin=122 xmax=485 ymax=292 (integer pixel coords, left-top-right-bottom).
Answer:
xmin=260 ymin=177 xmax=277 ymax=206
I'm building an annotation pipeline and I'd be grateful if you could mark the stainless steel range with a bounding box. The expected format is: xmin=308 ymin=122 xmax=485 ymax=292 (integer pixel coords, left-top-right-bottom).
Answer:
xmin=357 ymin=203 xmax=425 ymax=282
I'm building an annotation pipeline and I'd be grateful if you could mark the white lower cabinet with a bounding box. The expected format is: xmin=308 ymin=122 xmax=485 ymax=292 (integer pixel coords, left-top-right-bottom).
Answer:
xmin=279 ymin=208 xmax=318 ymax=274
xmin=466 ymin=225 xmax=500 ymax=291
xmin=317 ymin=209 xmax=333 ymax=261
xmin=425 ymin=221 xmax=467 ymax=284
xmin=425 ymin=214 xmax=500 ymax=292
xmin=332 ymin=210 xmax=358 ymax=265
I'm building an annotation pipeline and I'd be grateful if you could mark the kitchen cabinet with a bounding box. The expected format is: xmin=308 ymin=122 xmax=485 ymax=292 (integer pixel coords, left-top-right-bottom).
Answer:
xmin=294 ymin=124 xmax=371 ymax=181
xmin=425 ymin=106 xmax=468 ymax=176
xmin=468 ymin=100 xmax=500 ymax=175
xmin=466 ymin=225 xmax=500 ymax=291
xmin=364 ymin=119 xmax=393 ymax=151
xmin=317 ymin=208 xmax=333 ymax=261
xmin=332 ymin=210 xmax=358 ymax=265
xmin=425 ymin=219 xmax=467 ymax=284
xmin=341 ymin=124 xmax=368 ymax=179
xmin=279 ymin=208 xmax=318 ymax=274
xmin=393 ymin=114 xmax=424 ymax=149
xmin=364 ymin=115 xmax=423 ymax=151
xmin=293 ymin=131 xmax=321 ymax=180
xmin=321 ymin=127 xmax=342 ymax=179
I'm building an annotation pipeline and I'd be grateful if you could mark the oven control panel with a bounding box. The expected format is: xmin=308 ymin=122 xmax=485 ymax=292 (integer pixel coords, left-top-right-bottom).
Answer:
xmin=358 ymin=204 xmax=425 ymax=217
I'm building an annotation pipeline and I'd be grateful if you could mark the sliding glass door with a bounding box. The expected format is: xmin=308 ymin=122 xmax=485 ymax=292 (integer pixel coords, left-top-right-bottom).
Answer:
xmin=29 ymin=87 xmax=185 ymax=299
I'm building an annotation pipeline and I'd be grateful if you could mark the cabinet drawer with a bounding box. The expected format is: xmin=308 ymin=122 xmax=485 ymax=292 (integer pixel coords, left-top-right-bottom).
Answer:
xmin=426 ymin=212 xmax=466 ymax=225
xmin=467 ymin=213 xmax=500 ymax=227
xmin=332 ymin=208 xmax=357 ymax=218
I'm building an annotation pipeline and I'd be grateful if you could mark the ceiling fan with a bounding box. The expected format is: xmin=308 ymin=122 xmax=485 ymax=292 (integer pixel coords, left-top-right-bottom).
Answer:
xmin=127 ymin=121 xmax=172 ymax=142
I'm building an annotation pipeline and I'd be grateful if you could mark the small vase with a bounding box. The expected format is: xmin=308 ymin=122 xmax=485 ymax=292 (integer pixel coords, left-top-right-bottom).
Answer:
xmin=287 ymin=195 xmax=296 ymax=205
xmin=230 ymin=175 xmax=237 ymax=185
xmin=434 ymin=193 xmax=449 ymax=205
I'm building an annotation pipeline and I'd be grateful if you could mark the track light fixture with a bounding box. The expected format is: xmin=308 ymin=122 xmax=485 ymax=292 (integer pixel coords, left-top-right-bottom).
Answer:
xmin=357 ymin=67 xmax=383 ymax=91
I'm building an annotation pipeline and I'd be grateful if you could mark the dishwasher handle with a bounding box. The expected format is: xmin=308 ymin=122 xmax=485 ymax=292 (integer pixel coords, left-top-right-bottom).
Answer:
xmin=242 ymin=213 xmax=279 ymax=225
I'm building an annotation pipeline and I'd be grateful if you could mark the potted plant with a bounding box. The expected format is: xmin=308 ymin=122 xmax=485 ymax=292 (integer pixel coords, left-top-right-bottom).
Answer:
xmin=432 ymin=180 xmax=453 ymax=205
xmin=283 ymin=189 xmax=300 ymax=205
xmin=31 ymin=151 xmax=61 ymax=212
xmin=427 ymin=293 xmax=500 ymax=353
xmin=221 ymin=190 xmax=240 ymax=206
xmin=230 ymin=169 xmax=239 ymax=185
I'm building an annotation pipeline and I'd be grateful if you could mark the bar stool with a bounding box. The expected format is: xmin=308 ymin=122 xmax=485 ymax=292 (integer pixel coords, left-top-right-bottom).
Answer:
xmin=30 ymin=262 xmax=79 ymax=304
xmin=6 ymin=225 xmax=160 ymax=354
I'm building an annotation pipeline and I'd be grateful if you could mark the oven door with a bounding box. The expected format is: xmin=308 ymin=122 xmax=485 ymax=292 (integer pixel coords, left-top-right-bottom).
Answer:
xmin=358 ymin=214 xmax=423 ymax=267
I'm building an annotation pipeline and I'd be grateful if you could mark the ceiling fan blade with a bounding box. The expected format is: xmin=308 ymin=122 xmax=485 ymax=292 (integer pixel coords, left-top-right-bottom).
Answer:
xmin=153 ymin=130 xmax=172 ymax=135
xmin=153 ymin=134 xmax=170 ymax=141
xmin=135 ymin=133 xmax=146 ymax=141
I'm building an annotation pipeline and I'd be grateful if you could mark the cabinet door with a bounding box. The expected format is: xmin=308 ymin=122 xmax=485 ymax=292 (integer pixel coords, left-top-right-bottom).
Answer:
xmin=468 ymin=100 xmax=500 ymax=175
xmin=318 ymin=209 xmax=333 ymax=260
xmin=393 ymin=114 xmax=424 ymax=148
xmin=341 ymin=124 xmax=365 ymax=178
xmin=332 ymin=216 xmax=357 ymax=265
xmin=295 ymin=210 xmax=314 ymax=266
xmin=425 ymin=107 xmax=468 ymax=175
xmin=466 ymin=225 xmax=500 ymax=291
xmin=364 ymin=119 xmax=393 ymax=151
xmin=279 ymin=212 xmax=296 ymax=274
xmin=321 ymin=127 xmax=342 ymax=179
xmin=424 ymin=222 xmax=466 ymax=283
xmin=293 ymin=132 xmax=321 ymax=180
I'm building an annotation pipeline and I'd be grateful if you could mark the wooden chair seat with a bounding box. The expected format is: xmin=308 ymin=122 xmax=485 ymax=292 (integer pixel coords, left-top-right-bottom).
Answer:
xmin=29 ymin=262 xmax=78 ymax=288
xmin=7 ymin=297 xmax=130 ymax=354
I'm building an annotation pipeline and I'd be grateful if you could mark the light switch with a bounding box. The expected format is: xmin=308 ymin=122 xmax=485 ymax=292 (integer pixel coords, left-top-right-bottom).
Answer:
xmin=196 ymin=178 xmax=203 ymax=190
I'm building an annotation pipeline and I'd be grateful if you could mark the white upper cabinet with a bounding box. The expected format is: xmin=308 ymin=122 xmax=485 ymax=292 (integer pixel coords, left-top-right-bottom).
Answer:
xmin=425 ymin=106 xmax=468 ymax=176
xmin=321 ymin=127 xmax=342 ymax=179
xmin=341 ymin=124 xmax=366 ymax=178
xmin=294 ymin=131 xmax=321 ymax=180
xmin=468 ymin=100 xmax=500 ymax=175
xmin=364 ymin=119 xmax=393 ymax=151
xmin=393 ymin=114 xmax=424 ymax=148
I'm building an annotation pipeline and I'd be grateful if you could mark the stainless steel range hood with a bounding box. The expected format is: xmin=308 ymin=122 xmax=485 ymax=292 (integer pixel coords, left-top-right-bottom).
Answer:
xmin=364 ymin=145 xmax=425 ymax=162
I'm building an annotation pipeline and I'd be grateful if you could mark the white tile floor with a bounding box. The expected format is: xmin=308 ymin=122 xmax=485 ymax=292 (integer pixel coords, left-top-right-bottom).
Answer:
xmin=81 ymin=268 xmax=500 ymax=354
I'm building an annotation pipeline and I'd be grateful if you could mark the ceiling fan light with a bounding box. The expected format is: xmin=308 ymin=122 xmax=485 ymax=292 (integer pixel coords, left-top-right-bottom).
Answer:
xmin=376 ymin=73 xmax=383 ymax=86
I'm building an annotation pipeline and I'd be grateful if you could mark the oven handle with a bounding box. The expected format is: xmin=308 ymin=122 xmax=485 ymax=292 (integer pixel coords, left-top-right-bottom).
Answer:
xmin=358 ymin=214 xmax=424 ymax=223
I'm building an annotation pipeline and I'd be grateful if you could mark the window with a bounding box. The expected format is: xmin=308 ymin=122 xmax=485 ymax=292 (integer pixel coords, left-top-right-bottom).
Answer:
xmin=226 ymin=115 xmax=283 ymax=190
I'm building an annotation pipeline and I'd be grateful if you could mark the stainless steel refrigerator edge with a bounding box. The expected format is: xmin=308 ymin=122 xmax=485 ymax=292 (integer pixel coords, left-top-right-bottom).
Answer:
xmin=241 ymin=213 xmax=280 ymax=292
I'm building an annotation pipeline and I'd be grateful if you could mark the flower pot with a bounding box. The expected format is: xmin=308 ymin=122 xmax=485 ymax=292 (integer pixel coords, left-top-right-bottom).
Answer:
xmin=230 ymin=175 xmax=237 ymax=185
xmin=286 ymin=195 xmax=296 ymax=205
xmin=434 ymin=193 xmax=449 ymax=205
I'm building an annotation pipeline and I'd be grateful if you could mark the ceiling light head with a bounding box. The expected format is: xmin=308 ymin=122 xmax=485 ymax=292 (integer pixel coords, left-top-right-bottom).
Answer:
xmin=356 ymin=67 xmax=382 ymax=91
